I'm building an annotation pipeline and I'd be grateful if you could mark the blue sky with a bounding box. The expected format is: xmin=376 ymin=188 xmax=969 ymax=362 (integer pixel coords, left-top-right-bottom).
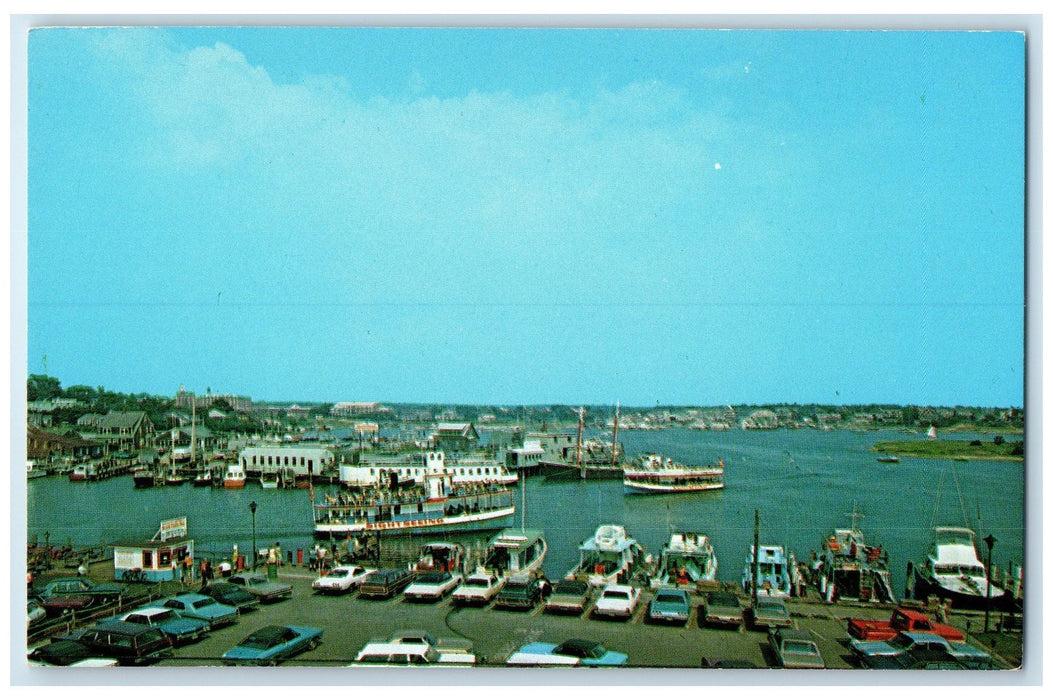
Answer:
xmin=25 ymin=27 xmax=1025 ymax=406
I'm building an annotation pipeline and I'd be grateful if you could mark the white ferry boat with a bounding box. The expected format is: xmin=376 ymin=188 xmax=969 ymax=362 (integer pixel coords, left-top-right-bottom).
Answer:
xmin=622 ymin=454 xmax=724 ymax=494
xmin=314 ymin=453 xmax=515 ymax=537
xmin=338 ymin=451 xmax=517 ymax=488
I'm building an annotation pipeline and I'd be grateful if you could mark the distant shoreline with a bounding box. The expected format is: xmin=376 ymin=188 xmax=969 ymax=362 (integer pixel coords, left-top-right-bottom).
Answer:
xmin=871 ymin=439 xmax=1025 ymax=462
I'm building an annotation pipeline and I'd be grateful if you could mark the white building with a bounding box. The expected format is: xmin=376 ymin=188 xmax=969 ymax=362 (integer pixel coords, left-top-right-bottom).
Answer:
xmin=239 ymin=445 xmax=336 ymax=477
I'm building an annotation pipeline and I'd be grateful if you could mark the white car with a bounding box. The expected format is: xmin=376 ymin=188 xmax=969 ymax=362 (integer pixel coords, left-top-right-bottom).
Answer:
xmin=451 ymin=573 xmax=503 ymax=605
xmin=351 ymin=631 xmax=476 ymax=666
xmin=403 ymin=570 xmax=463 ymax=602
xmin=311 ymin=565 xmax=376 ymax=594
xmin=591 ymin=583 xmax=640 ymax=620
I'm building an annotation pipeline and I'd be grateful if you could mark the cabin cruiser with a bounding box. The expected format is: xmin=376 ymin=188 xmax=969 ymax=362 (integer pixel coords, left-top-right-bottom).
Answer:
xmin=566 ymin=524 xmax=647 ymax=587
xmin=650 ymin=532 xmax=718 ymax=588
xmin=742 ymin=544 xmax=797 ymax=598
xmin=474 ymin=529 xmax=547 ymax=580
xmin=909 ymin=526 xmax=1011 ymax=610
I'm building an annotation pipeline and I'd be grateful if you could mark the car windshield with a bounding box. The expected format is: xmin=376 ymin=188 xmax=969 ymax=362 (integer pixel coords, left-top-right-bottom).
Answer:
xmin=709 ymin=593 xmax=739 ymax=606
xmin=418 ymin=572 xmax=448 ymax=583
xmin=465 ymin=576 xmax=491 ymax=587
xmin=151 ymin=610 xmax=176 ymax=622
xmin=504 ymin=581 xmax=528 ymax=591
xmin=603 ymin=590 xmax=629 ymax=600
xmin=555 ymin=641 xmax=603 ymax=659
xmin=241 ymin=635 xmax=280 ymax=650
xmin=191 ymin=597 xmax=217 ymax=608
xmin=554 ymin=581 xmax=587 ymax=595
xmin=758 ymin=601 xmax=785 ymax=612
xmin=783 ymin=641 xmax=818 ymax=655
xmin=655 ymin=592 xmax=684 ymax=603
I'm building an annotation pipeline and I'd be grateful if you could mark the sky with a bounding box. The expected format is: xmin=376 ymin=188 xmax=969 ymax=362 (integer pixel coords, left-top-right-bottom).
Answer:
xmin=23 ymin=26 xmax=1026 ymax=407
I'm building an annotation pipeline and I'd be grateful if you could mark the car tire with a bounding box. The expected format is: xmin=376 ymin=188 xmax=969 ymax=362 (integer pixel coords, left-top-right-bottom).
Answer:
xmin=308 ymin=638 xmax=320 ymax=650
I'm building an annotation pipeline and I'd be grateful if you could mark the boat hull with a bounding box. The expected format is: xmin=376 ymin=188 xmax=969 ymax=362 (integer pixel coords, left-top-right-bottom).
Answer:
xmin=539 ymin=461 xmax=624 ymax=480
xmin=623 ymin=481 xmax=724 ymax=495
xmin=910 ymin=567 xmax=1017 ymax=612
xmin=224 ymin=479 xmax=246 ymax=489
xmin=314 ymin=506 xmax=515 ymax=538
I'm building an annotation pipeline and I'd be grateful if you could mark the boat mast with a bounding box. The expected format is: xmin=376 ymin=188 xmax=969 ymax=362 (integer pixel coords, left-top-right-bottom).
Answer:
xmin=190 ymin=395 xmax=197 ymax=466
xmin=610 ymin=402 xmax=620 ymax=468
xmin=576 ymin=406 xmax=585 ymax=479
xmin=752 ymin=509 xmax=760 ymax=608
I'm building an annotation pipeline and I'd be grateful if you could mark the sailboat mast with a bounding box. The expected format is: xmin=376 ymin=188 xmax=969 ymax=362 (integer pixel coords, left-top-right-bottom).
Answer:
xmin=190 ymin=397 xmax=197 ymax=464
xmin=576 ymin=406 xmax=585 ymax=478
xmin=611 ymin=402 xmax=620 ymax=468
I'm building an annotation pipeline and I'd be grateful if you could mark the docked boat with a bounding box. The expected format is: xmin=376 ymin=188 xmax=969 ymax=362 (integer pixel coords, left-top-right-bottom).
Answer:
xmin=259 ymin=472 xmax=280 ymax=489
xmin=742 ymin=544 xmax=797 ymax=598
xmin=816 ymin=509 xmax=896 ymax=604
xmin=622 ymin=454 xmax=725 ymax=494
xmin=314 ymin=453 xmax=515 ymax=537
xmin=876 ymin=456 xmax=901 ymax=463
xmin=412 ymin=542 xmax=467 ymax=574
xmin=565 ymin=524 xmax=647 ymax=587
xmin=474 ymin=529 xmax=547 ymax=580
xmin=164 ymin=468 xmax=187 ymax=486
xmin=132 ymin=466 xmax=159 ymax=488
xmin=224 ymin=464 xmax=247 ymax=489
xmin=649 ymin=532 xmax=718 ymax=589
xmin=339 ymin=451 xmax=517 ymax=488
xmin=192 ymin=467 xmax=214 ymax=487
xmin=26 ymin=460 xmax=47 ymax=480
xmin=69 ymin=463 xmax=97 ymax=482
xmin=908 ymin=526 xmax=1012 ymax=610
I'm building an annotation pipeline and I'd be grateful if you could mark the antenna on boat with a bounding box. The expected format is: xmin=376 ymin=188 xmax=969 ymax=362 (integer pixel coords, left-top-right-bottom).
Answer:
xmin=847 ymin=501 xmax=864 ymax=531
xmin=951 ymin=463 xmax=971 ymax=530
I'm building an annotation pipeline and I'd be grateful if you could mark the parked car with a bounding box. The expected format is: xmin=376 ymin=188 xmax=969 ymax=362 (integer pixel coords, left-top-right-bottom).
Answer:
xmin=647 ymin=588 xmax=691 ymax=625
xmin=221 ymin=625 xmax=323 ymax=666
xmin=748 ymin=598 xmax=792 ymax=630
xmin=403 ymin=570 xmax=463 ymax=602
xmin=493 ymin=575 xmax=545 ymax=610
xmin=311 ymin=565 xmax=376 ymax=594
xmin=198 ymin=581 xmax=259 ymax=613
xmin=227 ymin=572 xmax=293 ymax=603
xmin=109 ymin=606 xmax=210 ymax=645
xmin=591 ymin=583 xmax=640 ymax=620
xmin=544 ymin=579 xmax=591 ymax=615
xmin=32 ymin=576 xmax=125 ymax=609
xmin=506 ymin=638 xmax=628 ymax=666
xmin=60 ymin=621 xmax=172 ymax=665
xmin=351 ymin=630 xmax=477 ymax=666
xmin=27 ymin=640 xmax=118 ymax=667
xmin=770 ymin=628 xmax=826 ymax=669
xmin=451 ymin=573 xmax=503 ymax=606
xmin=850 ymin=631 xmax=993 ymax=670
xmin=160 ymin=593 xmax=239 ymax=628
xmin=702 ymin=591 xmax=745 ymax=628
xmin=357 ymin=568 xmax=417 ymax=599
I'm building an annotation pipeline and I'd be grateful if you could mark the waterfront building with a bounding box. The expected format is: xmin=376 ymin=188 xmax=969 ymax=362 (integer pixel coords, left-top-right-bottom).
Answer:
xmin=238 ymin=445 xmax=336 ymax=478
xmin=430 ymin=422 xmax=480 ymax=453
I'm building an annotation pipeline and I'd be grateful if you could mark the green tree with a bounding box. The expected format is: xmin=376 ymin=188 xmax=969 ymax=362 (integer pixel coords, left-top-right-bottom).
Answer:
xmin=27 ymin=374 xmax=62 ymax=401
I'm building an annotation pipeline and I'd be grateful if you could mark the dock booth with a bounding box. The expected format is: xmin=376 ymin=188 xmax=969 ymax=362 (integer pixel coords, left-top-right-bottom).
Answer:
xmin=110 ymin=517 xmax=194 ymax=583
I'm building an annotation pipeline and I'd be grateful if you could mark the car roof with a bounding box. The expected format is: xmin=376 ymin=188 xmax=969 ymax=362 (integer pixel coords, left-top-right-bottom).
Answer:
xmin=91 ymin=620 xmax=157 ymax=634
xmin=774 ymin=628 xmax=814 ymax=641
xmin=602 ymin=584 xmax=635 ymax=593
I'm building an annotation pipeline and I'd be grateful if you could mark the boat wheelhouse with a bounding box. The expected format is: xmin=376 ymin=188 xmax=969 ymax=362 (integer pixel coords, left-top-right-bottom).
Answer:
xmin=314 ymin=452 xmax=515 ymax=537
xmin=909 ymin=526 xmax=1011 ymax=610
xmin=742 ymin=544 xmax=796 ymax=598
xmin=817 ymin=511 xmax=896 ymax=604
xmin=566 ymin=524 xmax=647 ymax=587
xmin=650 ymin=532 xmax=718 ymax=589
xmin=224 ymin=464 xmax=246 ymax=489
xmin=474 ymin=529 xmax=547 ymax=580
xmin=622 ymin=455 xmax=725 ymax=494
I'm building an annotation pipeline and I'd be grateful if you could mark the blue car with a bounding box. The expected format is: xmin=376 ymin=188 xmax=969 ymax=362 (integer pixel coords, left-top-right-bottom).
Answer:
xmin=160 ymin=593 xmax=239 ymax=629
xmin=110 ymin=606 xmax=210 ymax=645
xmin=221 ymin=625 xmax=323 ymax=666
xmin=506 ymin=638 xmax=628 ymax=666
xmin=647 ymin=588 xmax=691 ymax=625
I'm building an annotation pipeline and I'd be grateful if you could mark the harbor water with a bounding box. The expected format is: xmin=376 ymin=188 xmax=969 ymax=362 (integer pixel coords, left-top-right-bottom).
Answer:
xmin=26 ymin=428 xmax=1025 ymax=597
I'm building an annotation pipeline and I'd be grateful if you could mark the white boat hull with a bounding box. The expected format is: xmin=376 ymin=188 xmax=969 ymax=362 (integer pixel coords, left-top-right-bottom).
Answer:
xmin=314 ymin=505 xmax=515 ymax=537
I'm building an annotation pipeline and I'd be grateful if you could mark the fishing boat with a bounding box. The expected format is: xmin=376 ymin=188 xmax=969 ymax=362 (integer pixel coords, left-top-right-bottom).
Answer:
xmin=649 ymin=532 xmax=718 ymax=589
xmin=622 ymin=454 xmax=725 ymax=494
xmin=314 ymin=452 xmax=516 ymax=537
xmin=192 ymin=467 xmax=214 ymax=487
xmin=69 ymin=463 xmax=97 ymax=482
xmin=815 ymin=507 xmax=896 ymax=604
xmin=742 ymin=544 xmax=796 ymax=598
xmin=876 ymin=455 xmax=901 ymax=463
xmin=412 ymin=542 xmax=466 ymax=573
xmin=224 ymin=463 xmax=247 ymax=489
xmin=908 ymin=526 xmax=1012 ymax=610
xmin=565 ymin=524 xmax=647 ymax=587
xmin=474 ymin=529 xmax=547 ymax=580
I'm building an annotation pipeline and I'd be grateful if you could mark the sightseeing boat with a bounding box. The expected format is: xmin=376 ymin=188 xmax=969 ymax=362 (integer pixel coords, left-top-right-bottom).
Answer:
xmin=565 ymin=524 xmax=648 ymax=587
xmin=622 ymin=454 xmax=725 ymax=495
xmin=742 ymin=544 xmax=797 ymax=598
xmin=473 ymin=529 xmax=548 ymax=580
xmin=224 ymin=463 xmax=247 ymax=489
xmin=908 ymin=526 xmax=1012 ymax=611
xmin=649 ymin=532 xmax=718 ymax=589
xmin=816 ymin=509 xmax=896 ymax=604
xmin=314 ymin=453 xmax=515 ymax=538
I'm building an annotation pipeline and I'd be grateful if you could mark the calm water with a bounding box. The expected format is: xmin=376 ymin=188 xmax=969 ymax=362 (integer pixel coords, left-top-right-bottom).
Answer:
xmin=27 ymin=428 xmax=1025 ymax=596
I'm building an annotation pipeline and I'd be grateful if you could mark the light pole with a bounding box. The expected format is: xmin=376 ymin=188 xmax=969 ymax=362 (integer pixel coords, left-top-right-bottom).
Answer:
xmin=983 ymin=534 xmax=997 ymax=633
xmin=250 ymin=501 xmax=258 ymax=570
